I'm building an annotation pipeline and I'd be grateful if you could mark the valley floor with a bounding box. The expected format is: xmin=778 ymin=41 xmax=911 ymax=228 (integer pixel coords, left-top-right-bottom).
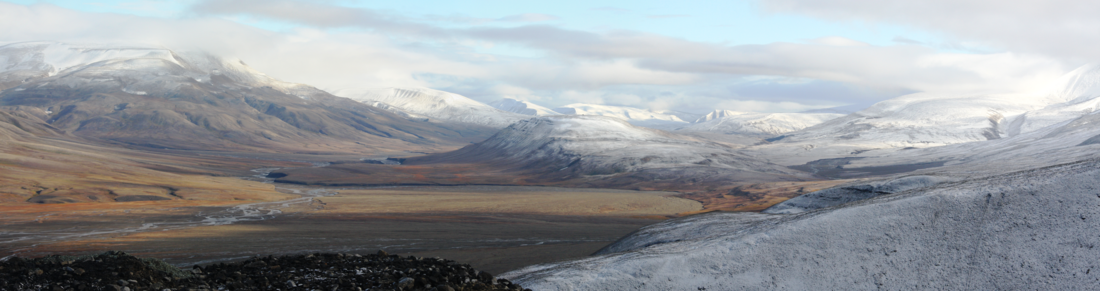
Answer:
xmin=2 ymin=185 xmax=699 ymax=274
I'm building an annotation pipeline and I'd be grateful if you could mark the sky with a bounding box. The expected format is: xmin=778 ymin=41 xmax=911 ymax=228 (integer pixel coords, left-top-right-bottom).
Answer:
xmin=0 ymin=0 xmax=1093 ymax=113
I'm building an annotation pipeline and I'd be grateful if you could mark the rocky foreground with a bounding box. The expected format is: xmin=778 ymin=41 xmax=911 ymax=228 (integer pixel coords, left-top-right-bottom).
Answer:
xmin=0 ymin=251 xmax=528 ymax=291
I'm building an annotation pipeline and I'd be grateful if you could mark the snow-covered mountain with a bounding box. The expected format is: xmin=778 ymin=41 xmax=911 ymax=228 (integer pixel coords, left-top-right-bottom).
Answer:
xmin=677 ymin=110 xmax=845 ymax=136
xmin=0 ymin=41 xmax=320 ymax=98
xmin=503 ymin=107 xmax=1100 ymax=289
xmin=799 ymin=103 xmax=868 ymax=114
xmin=745 ymin=65 xmax=1100 ymax=165
xmin=504 ymin=158 xmax=1100 ymax=289
xmin=405 ymin=115 xmax=811 ymax=184
xmin=0 ymin=41 xmax=485 ymax=152
xmin=1008 ymin=64 xmax=1100 ymax=134
xmin=345 ymin=87 xmax=528 ymax=128
xmin=552 ymin=103 xmax=697 ymax=129
xmin=487 ymin=98 xmax=562 ymax=116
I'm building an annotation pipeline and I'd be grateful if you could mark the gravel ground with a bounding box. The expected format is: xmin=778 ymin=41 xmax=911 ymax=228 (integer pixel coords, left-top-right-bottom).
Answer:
xmin=0 ymin=251 xmax=528 ymax=291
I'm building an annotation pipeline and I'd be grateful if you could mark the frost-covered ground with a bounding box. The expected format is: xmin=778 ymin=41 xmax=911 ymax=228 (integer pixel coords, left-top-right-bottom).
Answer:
xmin=503 ymin=157 xmax=1100 ymax=290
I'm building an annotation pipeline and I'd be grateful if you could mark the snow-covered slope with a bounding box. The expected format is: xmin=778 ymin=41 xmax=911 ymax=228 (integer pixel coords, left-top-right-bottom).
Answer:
xmin=678 ymin=110 xmax=844 ymax=136
xmin=0 ymin=41 xmax=485 ymax=152
xmin=0 ymin=41 xmax=322 ymax=98
xmin=553 ymin=103 xmax=694 ymax=129
xmin=500 ymin=66 xmax=1100 ymax=290
xmin=406 ymin=115 xmax=811 ymax=183
xmin=487 ymin=98 xmax=561 ymax=116
xmin=346 ymin=87 xmax=527 ymax=128
xmin=503 ymin=156 xmax=1100 ymax=290
xmin=1009 ymin=64 xmax=1100 ymax=134
xmin=746 ymin=65 xmax=1100 ymax=166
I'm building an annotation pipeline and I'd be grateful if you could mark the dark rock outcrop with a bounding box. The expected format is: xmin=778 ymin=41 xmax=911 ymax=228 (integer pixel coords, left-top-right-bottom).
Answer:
xmin=0 ymin=251 xmax=528 ymax=291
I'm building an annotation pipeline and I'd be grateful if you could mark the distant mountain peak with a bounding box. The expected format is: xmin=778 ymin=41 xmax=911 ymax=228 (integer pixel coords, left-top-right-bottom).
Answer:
xmin=0 ymin=41 xmax=488 ymax=152
xmin=346 ymin=87 xmax=527 ymax=128
xmin=1048 ymin=63 xmax=1100 ymax=104
xmin=488 ymin=98 xmax=561 ymax=116
xmin=681 ymin=110 xmax=844 ymax=136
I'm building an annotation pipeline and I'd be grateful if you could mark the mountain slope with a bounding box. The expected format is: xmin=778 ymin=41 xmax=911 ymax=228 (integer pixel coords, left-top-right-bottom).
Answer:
xmin=678 ymin=110 xmax=845 ymax=136
xmin=0 ymin=42 xmax=486 ymax=154
xmin=1009 ymin=64 xmax=1100 ymax=134
xmin=488 ymin=98 xmax=562 ymax=116
xmin=346 ymin=87 xmax=528 ymax=128
xmin=552 ymin=103 xmax=695 ymax=129
xmin=403 ymin=115 xmax=811 ymax=185
xmin=503 ymin=154 xmax=1100 ymax=290
xmin=745 ymin=64 xmax=1100 ymax=166
xmin=0 ymin=106 xmax=296 ymax=204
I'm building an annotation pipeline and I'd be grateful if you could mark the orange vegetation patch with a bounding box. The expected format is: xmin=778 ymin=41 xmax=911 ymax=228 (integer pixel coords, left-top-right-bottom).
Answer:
xmin=676 ymin=180 xmax=853 ymax=214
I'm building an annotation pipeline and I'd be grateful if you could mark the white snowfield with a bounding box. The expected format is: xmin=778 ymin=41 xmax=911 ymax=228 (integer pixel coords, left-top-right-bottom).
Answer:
xmin=488 ymin=98 xmax=562 ymax=116
xmin=553 ymin=103 xmax=696 ymax=129
xmin=0 ymin=41 xmax=324 ymax=99
xmin=679 ymin=110 xmax=845 ymax=136
xmin=503 ymin=157 xmax=1100 ymax=290
xmin=346 ymin=87 xmax=527 ymax=128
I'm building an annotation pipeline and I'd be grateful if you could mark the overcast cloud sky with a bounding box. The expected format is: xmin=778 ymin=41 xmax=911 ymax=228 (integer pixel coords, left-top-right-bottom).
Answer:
xmin=0 ymin=0 xmax=1090 ymax=113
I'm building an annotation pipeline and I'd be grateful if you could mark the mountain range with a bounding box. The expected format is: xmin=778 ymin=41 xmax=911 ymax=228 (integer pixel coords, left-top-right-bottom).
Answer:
xmin=0 ymin=42 xmax=490 ymax=154
xmin=6 ymin=41 xmax=1100 ymax=290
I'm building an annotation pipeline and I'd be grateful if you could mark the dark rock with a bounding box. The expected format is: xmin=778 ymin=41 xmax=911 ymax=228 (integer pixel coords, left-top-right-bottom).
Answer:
xmin=0 ymin=251 xmax=524 ymax=290
xmin=397 ymin=277 xmax=415 ymax=290
xmin=478 ymin=270 xmax=494 ymax=283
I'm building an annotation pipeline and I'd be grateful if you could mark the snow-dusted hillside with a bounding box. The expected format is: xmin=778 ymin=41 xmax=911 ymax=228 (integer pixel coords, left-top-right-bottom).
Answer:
xmin=745 ymin=65 xmax=1100 ymax=165
xmin=553 ymin=103 xmax=695 ymax=129
xmin=406 ymin=115 xmax=810 ymax=183
xmin=346 ymin=87 xmax=527 ymax=128
xmin=488 ymin=98 xmax=561 ymax=116
xmin=503 ymin=155 xmax=1100 ymax=290
xmin=1009 ymin=64 xmax=1100 ymax=134
xmin=500 ymin=87 xmax=1100 ymax=289
xmin=0 ymin=41 xmax=324 ymax=98
xmin=0 ymin=41 xmax=486 ymax=152
xmin=678 ymin=110 xmax=844 ymax=136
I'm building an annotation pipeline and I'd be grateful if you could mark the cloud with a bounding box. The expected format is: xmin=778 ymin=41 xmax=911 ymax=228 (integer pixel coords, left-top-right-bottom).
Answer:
xmin=496 ymin=13 xmax=558 ymax=22
xmin=190 ymin=0 xmax=452 ymax=38
xmin=760 ymin=0 xmax=1100 ymax=64
xmin=809 ymin=36 xmax=869 ymax=46
xmin=183 ymin=0 xmax=1069 ymax=94
xmin=0 ymin=1 xmax=1077 ymax=114
xmin=891 ymin=36 xmax=923 ymax=45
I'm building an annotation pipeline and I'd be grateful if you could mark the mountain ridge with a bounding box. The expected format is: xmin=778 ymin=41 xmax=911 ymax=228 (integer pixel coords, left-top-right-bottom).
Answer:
xmin=0 ymin=41 xmax=492 ymax=154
